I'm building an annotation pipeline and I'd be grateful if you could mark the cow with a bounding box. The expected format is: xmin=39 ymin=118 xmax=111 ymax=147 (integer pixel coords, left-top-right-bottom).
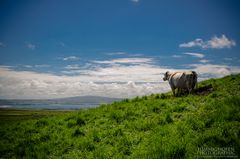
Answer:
xmin=163 ymin=71 xmax=197 ymax=96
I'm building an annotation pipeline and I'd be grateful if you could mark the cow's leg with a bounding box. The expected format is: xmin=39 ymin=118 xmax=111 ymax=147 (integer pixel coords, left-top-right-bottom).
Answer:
xmin=189 ymin=81 xmax=194 ymax=94
xmin=171 ymin=87 xmax=176 ymax=96
xmin=186 ymin=81 xmax=191 ymax=94
xmin=189 ymin=85 xmax=194 ymax=94
xmin=173 ymin=89 xmax=176 ymax=96
xmin=179 ymin=88 xmax=186 ymax=96
xmin=177 ymin=88 xmax=181 ymax=96
xmin=187 ymin=87 xmax=191 ymax=94
xmin=189 ymin=88 xmax=193 ymax=94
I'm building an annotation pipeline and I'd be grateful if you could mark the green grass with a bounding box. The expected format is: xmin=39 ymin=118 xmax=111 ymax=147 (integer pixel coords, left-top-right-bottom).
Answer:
xmin=0 ymin=74 xmax=240 ymax=158
xmin=0 ymin=109 xmax=72 ymax=124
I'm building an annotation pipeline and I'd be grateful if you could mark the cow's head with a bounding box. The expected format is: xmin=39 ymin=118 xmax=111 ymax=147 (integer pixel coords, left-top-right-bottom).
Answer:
xmin=163 ymin=71 xmax=169 ymax=81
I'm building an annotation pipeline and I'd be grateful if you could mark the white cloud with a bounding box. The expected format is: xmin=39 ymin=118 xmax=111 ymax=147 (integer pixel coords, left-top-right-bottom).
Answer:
xmin=179 ymin=35 xmax=236 ymax=49
xmin=64 ymin=64 xmax=81 ymax=69
xmin=0 ymin=57 xmax=177 ymax=99
xmin=182 ymin=52 xmax=211 ymax=64
xmin=1 ymin=56 xmax=240 ymax=99
xmin=183 ymin=52 xmax=205 ymax=58
xmin=106 ymin=52 xmax=126 ymax=56
xmin=63 ymin=56 xmax=79 ymax=61
xmin=0 ymin=65 xmax=171 ymax=99
xmin=208 ymin=35 xmax=236 ymax=49
xmin=92 ymin=57 xmax=154 ymax=65
xmin=26 ymin=43 xmax=36 ymax=50
xmin=199 ymin=59 xmax=209 ymax=63
xmin=105 ymin=52 xmax=144 ymax=57
xmin=23 ymin=64 xmax=50 ymax=68
xmin=188 ymin=64 xmax=240 ymax=80
xmin=180 ymin=38 xmax=203 ymax=48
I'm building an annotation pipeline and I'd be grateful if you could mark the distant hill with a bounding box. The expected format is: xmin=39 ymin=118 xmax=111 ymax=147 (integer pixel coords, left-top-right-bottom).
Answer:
xmin=0 ymin=96 xmax=122 ymax=105
xmin=52 ymin=96 xmax=122 ymax=104
xmin=0 ymin=74 xmax=240 ymax=158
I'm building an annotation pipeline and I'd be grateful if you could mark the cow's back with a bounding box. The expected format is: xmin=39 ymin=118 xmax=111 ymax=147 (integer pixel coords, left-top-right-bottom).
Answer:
xmin=169 ymin=72 xmax=187 ymax=88
xmin=170 ymin=71 xmax=197 ymax=89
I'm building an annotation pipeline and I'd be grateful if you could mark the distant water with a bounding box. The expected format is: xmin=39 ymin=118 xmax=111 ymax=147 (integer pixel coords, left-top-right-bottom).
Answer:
xmin=0 ymin=103 xmax=99 ymax=110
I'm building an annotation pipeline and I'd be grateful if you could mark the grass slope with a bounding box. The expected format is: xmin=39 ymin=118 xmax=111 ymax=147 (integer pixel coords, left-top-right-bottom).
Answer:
xmin=0 ymin=109 xmax=72 ymax=124
xmin=0 ymin=74 xmax=240 ymax=158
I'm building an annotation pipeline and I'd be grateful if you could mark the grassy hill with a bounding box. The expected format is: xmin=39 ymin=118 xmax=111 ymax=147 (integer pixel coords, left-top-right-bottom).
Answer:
xmin=0 ymin=74 xmax=240 ymax=158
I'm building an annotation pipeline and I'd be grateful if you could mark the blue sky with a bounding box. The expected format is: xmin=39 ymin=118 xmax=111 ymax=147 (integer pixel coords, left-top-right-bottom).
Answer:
xmin=0 ymin=0 xmax=240 ymax=99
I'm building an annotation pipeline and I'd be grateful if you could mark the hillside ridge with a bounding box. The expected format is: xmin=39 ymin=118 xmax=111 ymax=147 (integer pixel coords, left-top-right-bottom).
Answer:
xmin=0 ymin=74 xmax=240 ymax=158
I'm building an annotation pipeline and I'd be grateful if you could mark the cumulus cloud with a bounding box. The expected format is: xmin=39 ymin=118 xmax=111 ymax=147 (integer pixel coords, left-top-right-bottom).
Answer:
xmin=63 ymin=56 xmax=79 ymax=61
xmin=183 ymin=52 xmax=205 ymax=58
xmin=0 ymin=57 xmax=175 ymax=99
xmin=180 ymin=38 xmax=203 ymax=48
xmin=0 ymin=66 xmax=171 ymax=99
xmin=208 ymin=35 xmax=236 ymax=49
xmin=26 ymin=43 xmax=36 ymax=50
xmin=179 ymin=35 xmax=236 ymax=49
xmin=188 ymin=64 xmax=240 ymax=80
xmin=1 ymin=56 xmax=240 ymax=99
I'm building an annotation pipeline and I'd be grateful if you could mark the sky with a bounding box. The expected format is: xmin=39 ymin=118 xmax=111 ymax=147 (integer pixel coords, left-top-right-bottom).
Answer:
xmin=0 ymin=0 xmax=240 ymax=99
